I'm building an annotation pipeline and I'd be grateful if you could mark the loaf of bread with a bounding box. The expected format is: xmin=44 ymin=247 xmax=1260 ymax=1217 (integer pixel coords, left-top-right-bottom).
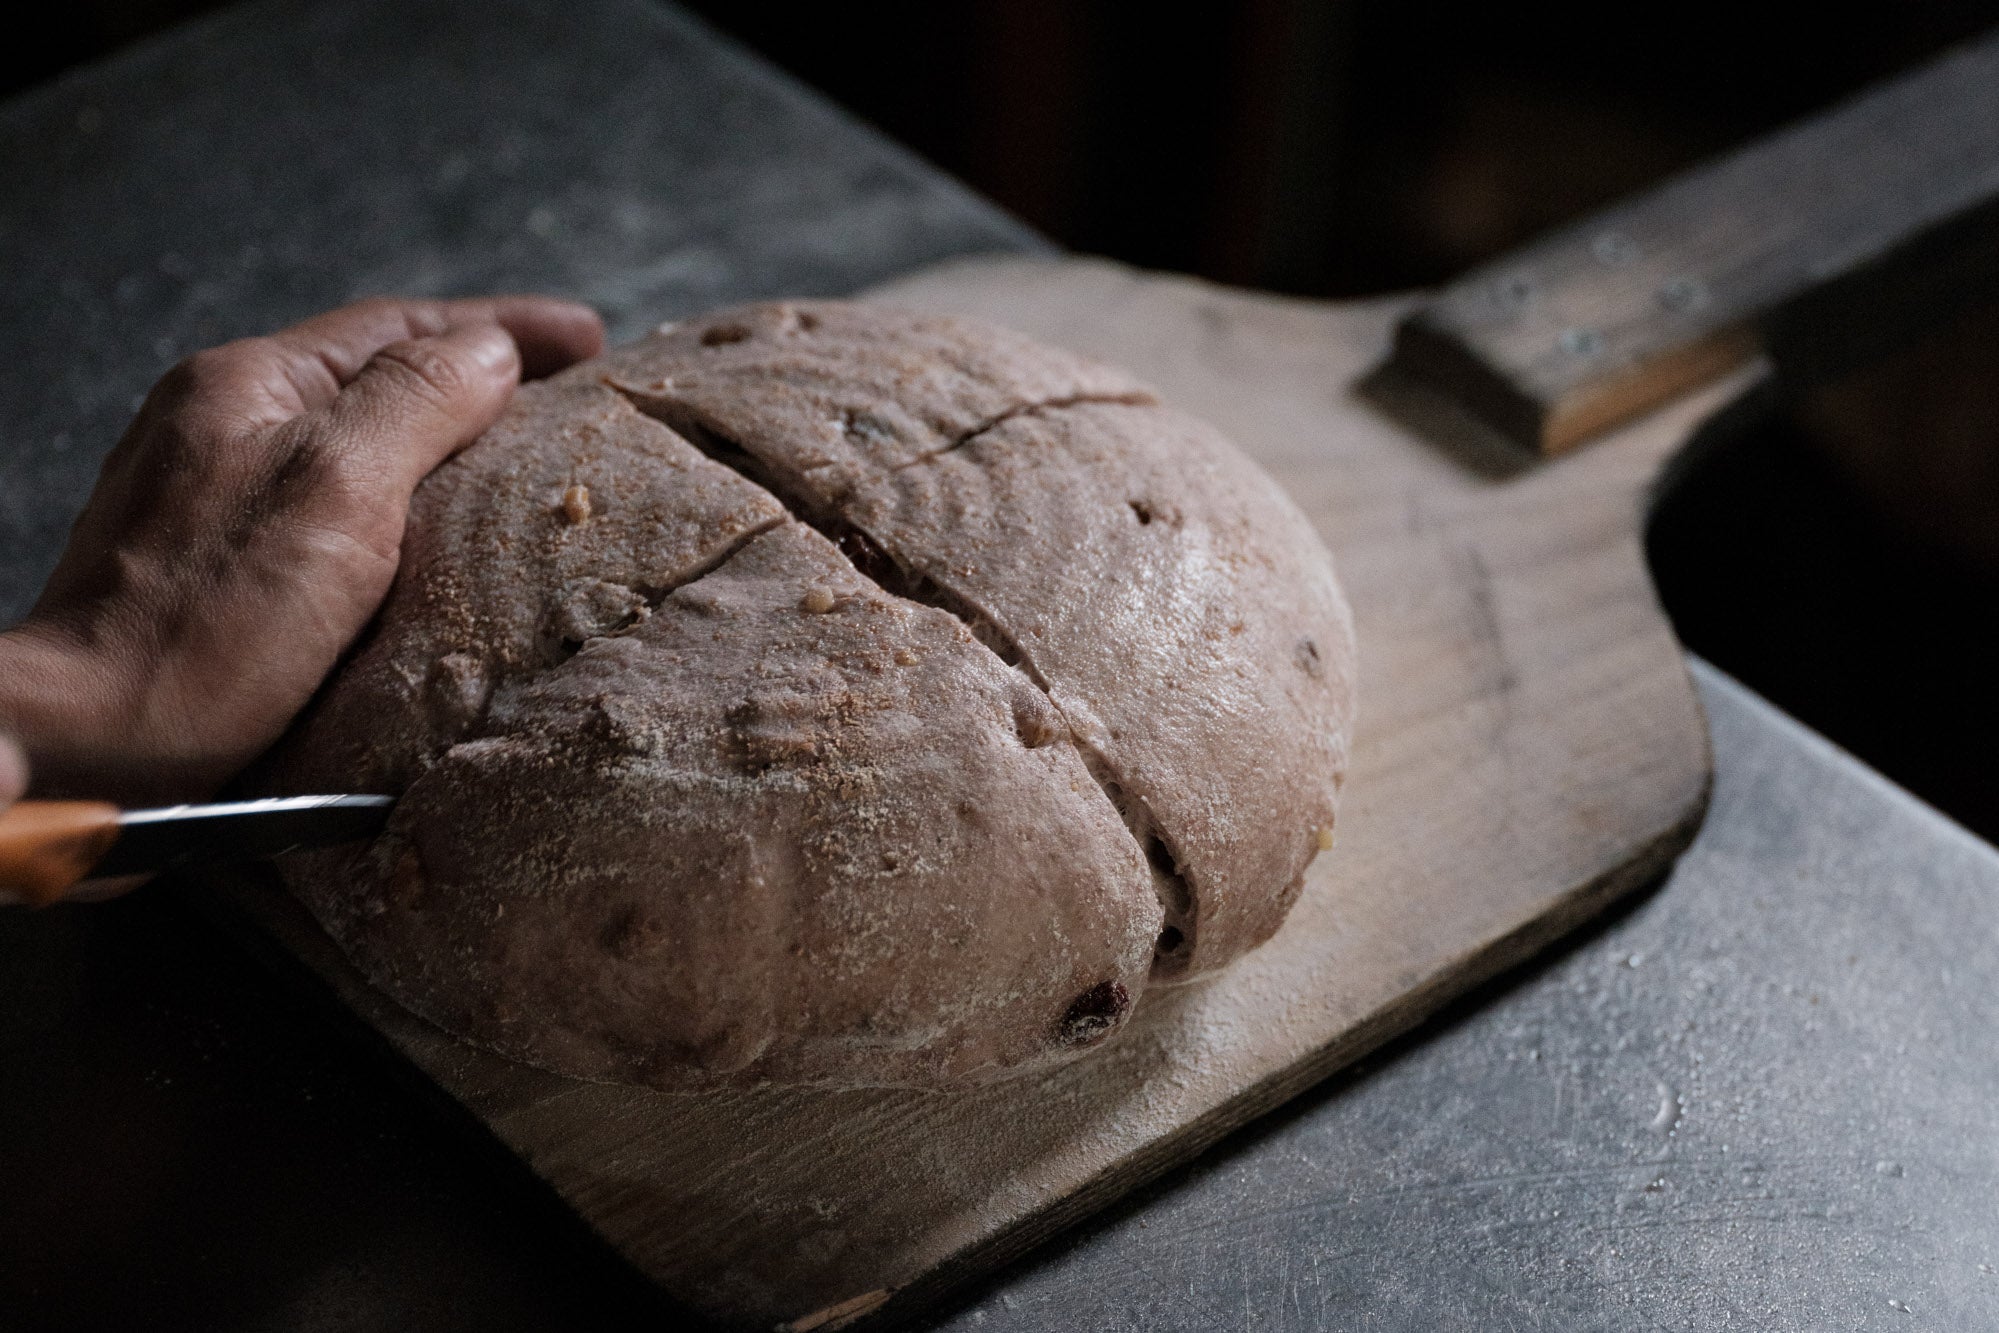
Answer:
xmin=267 ymin=301 xmax=1355 ymax=1088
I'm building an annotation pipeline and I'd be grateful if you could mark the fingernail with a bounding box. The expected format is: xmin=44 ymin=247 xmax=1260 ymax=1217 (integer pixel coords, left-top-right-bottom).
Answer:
xmin=457 ymin=323 xmax=519 ymax=376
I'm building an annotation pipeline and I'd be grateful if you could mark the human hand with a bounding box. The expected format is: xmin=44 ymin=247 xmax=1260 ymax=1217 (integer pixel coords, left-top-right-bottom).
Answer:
xmin=0 ymin=296 xmax=604 ymax=810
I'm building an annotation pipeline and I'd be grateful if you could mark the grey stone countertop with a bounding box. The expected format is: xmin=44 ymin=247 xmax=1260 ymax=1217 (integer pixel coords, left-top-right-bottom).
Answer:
xmin=1 ymin=2 xmax=1993 ymax=1330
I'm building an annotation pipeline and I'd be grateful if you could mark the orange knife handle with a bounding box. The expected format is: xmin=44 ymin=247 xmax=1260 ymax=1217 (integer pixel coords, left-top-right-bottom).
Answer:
xmin=0 ymin=801 xmax=122 ymax=907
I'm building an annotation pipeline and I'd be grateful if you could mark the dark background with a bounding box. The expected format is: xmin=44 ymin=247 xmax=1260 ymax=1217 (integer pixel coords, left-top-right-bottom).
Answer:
xmin=10 ymin=0 xmax=1999 ymax=838
xmin=11 ymin=0 xmax=1998 ymax=298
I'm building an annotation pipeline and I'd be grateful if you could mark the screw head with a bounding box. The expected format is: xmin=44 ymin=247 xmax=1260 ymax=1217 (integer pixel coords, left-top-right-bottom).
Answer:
xmin=1559 ymin=326 xmax=1605 ymax=357
xmin=1493 ymin=272 xmax=1536 ymax=310
xmin=1659 ymin=276 xmax=1708 ymax=313
xmin=1591 ymin=231 xmax=1639 ymax=266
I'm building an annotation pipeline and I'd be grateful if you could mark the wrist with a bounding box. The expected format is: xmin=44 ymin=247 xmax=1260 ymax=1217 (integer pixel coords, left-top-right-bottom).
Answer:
xmin=0 ymin=623 xmax=147 ymax=802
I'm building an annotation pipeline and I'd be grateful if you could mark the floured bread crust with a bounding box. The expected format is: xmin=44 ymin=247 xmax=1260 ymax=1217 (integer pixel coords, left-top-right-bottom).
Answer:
xmin=267 ymin=300 xmax=1355 ymax=1089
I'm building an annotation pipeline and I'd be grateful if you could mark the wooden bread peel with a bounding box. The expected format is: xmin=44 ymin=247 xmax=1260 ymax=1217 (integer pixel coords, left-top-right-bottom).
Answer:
xmin=185 ymin=32 xmax=1999 ymax=1330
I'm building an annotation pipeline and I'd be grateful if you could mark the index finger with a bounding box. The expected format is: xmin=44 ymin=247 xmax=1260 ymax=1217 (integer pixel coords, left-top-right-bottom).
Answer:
xmin=266 ymin=296 xmax=605 ymax=409
xmin=444 ymin=297 xmax=607 ymax=379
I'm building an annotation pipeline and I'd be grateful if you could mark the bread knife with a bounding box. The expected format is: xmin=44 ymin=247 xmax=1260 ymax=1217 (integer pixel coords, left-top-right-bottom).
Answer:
xmin=0 ymin=795 xmax=394 ymax=908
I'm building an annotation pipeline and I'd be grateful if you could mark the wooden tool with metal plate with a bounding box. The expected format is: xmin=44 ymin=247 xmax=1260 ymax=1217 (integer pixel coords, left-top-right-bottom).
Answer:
xmin=200 ymin=31 xmax=1999 ymax=1330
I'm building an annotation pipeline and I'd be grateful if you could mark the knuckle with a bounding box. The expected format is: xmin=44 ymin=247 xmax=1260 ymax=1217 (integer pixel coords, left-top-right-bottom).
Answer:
xmin=150 ymin=345 xmax=233 ymax=407
xmin=370 ymin=339 xmax=470 ymax=405
xmin=147 ymin=340 xmax=276 ymax=424
xmin=184 ymin=339 xmax=275 ymax=390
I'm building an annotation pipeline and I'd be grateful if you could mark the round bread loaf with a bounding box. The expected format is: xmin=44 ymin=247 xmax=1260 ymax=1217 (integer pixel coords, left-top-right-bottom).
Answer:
xmin=267 ymin=300 xmax=1356 ymax=1089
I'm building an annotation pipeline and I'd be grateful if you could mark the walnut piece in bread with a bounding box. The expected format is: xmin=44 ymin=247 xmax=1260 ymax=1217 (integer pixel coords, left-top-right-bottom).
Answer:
xmin=266 ymin=300 xmax=1356 ymax=1089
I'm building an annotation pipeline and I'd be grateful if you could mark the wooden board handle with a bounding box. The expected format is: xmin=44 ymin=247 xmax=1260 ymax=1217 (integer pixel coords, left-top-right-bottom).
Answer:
xmin=1390 ymin=29 xmax=1999 ymax=453
xmin=0 ymin=801 xmax=122 ymax=907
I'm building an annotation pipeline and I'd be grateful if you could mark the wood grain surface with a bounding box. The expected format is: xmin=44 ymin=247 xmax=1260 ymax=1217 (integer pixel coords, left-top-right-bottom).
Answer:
xmin=1392 ymin=28 xmax=1999 ymax=453
xmin=208 ymin=255 xmax=1739 ymax=1329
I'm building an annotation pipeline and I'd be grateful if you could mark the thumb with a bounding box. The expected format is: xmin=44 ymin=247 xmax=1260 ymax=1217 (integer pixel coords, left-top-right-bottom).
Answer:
xmin=312 ymin=321 xmax=522 ymax=499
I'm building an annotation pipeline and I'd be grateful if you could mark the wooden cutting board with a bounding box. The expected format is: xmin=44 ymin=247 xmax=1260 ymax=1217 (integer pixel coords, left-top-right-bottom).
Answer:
xmin=207 ymin=259 xmax=1725 ymax=1328
xmin=202 ymin=35 xmax=1999 ymax=1332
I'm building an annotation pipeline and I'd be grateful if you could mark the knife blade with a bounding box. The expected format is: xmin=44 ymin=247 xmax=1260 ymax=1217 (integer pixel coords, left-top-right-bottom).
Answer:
xmin=0 ymin=794 xmax=395 ymax=907
xmin=94 ymin=794 xmax=397 ymax=875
